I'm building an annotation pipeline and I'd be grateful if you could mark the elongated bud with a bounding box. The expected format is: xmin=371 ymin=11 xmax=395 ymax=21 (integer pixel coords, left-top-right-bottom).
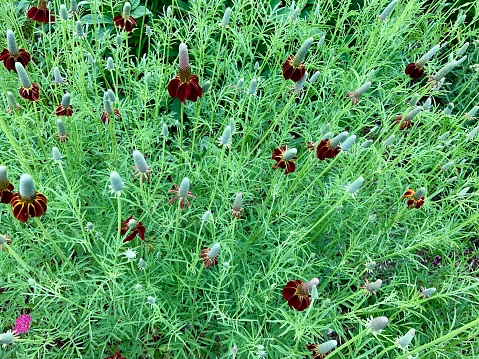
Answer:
xmin=53 ymin=67 xmax=64 ymax=84
xmin=0 ymin=331 xmax=15 ymax=348
xmin=447 ymin=176 xmax=457 ymax=184
xmin=283 ymin=148 xmax=297 ymax=160
xmin=416 ymin=44 xmax=440 ymax=68
xmin=322 ymin=132 xmax=332 ymax=140
xmin=145 ymin=25 xmax=153 ymax=36
xmin=433 ymin=60 xmax=458 ymax=81
xmin=317 ymin=35 xmax=325 ymax=47
xmin=413 ymin=187 xmax=425 ymax=200
xmin=57 ymin=118 xmax=66 ymax=136
xmin=15 ymin=63 xmax=31 ymax=88
xmin=347 ymin=176 xmax=364 ymax=194
xmin=179 ymin=43 xmax=190 ymax=72
xmin=247 ymin=78 xmax=258 ymax=95
xmin=292 ymin=37 xmax=314 ymax=67
xmin=290 ymin=8 xmax=300 ymax=20
xmin=456 ymin=42 xmax=469 ymax=57
xmin=220 ymin=7 xmax=231 ymax=27
xmin=219 ymin=125 xmax=232 ymax=146
xmin=144 ymin=72 xmax=152 ymax=83
xmin=162 ymin=123 xmax=168 ymax=137
xmin=115 ymin=34 xmax=122 ymax=46
xmin=440 ymin=161 xmax=454 ymax=171
xmin=229 ymin=118 xmax=236 ymax=134
xmin=133 ymin=150 xmax=149 ymax=173
xmin=235 ymin=78 xmax=244 ymax=89
xmin=294 ymin=72 xmax=308 ymax=92
xmin=444 ymin=103 xmax=454 ymax=115
xmin=52 ymin=147 xmax=62 ymax=161
xmin=353 ymin=81 xmax=371 ymax=97
xmin=383 ymin=134 xmax=395 ymax=146
xmin=87 ymin=52 xmax=95 ymax=63
xmin=377 ymin=0 xmax=398 ymax=21
xmin=106 ymin=57 xmax=114 ymax=71
xmin=254 ymin=61 xmax=260 ymax=71
xmin=409 ymin=93 xmax=419 ymax=106
xmin=367 ymin=279 xmax=382 ymax=292
xmin=233 ymin=192 xmax=242 ymax=211
xmin=19 ymin=174 xmax=35 ymax=198
xmin=456 ymin=55 xmax=467 ymax=66
xmin=421 ymin=287 xmax=436 ymax=296
xmin=7 ymin=91 xmax=19 ymax=110
xmin=439 ymin=131 xmax=449 ymax=141
xmin=201 ymin=80 xmax=211 ymax=93
xmin=107 ymin=89 xmax=116 ymax=103
xmin=166 ymin=5 xmax=172 ymax=16
xmin=123 ymin=2 xmax=131 ymax=17
xmin=423 ymin=97 xmax=432 ymax=111
xmin=404 ymin=106 xmax=422 ymax=121
xmin=70 ymin=0 xmax=78 ymax=12
xmin=60 ymin=4 xmax=68 ymax=20
xmin=317 ymin=340 xmax=337 ymax=354
xmin=321 ymin=123 xmax=330 ymax=134
xmin=6 ymin=30 xmax=19 ymax=56
xmin=468 ymin=126 xmax=479 ymax=140
xmin=75 ymin=21 xmax=84 ymax=37
xmin=103 ymin=92 xmax=112 ymax=114
xmin=368 ymin=316 xmax=388 ymax=331
xmin=178 ymin=177 xmax=190 ymax=197
xmin=301 ymin=278 xmax=319 ymax=293
xmin=341 ymin=135 xmax=356 ymax=151
xmin=329 ymin=131 xmax=348 ymax=148
xmin=0 ymin=166 xmax=7 ymax=182
xmin=311 ymin=285 xmax=318 ymax=300
xmin=397 ymin=329 xmax=415 ymax=349
xmin=466 ymin=106 xmax=479 ymax=118
xmin=362 ymin=139 xmax=373 ymax=148
xmin=61 ymin=93 xmax=71 ymax=108
xmin=202 ymin=210 xmax=212 ymax=221
xmin=109 ymin=171 xmax=124 ymax=192
xmin=309 ymin=71 xmax=320 ymax=84
xmin=208 ymin=242 xmax=220 ymax=258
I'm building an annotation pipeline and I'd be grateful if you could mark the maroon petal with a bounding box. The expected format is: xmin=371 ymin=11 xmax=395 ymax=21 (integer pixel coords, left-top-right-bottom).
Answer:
xmin=176 ymin=82 xmax=191 ymax=104
xmin=168 ymin=77 xmax=181 ymax=98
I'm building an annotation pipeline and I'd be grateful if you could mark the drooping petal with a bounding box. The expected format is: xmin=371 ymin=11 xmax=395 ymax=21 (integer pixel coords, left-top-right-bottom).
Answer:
xmin=176 ymin=82 xmax=192 ymax=104
xmin=167 ymin=77 xmax=181 ymax=98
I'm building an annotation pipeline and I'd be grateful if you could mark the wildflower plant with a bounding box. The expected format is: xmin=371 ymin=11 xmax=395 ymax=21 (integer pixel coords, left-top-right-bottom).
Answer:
xmin=0 ymin=1 xmax=479 ymax=358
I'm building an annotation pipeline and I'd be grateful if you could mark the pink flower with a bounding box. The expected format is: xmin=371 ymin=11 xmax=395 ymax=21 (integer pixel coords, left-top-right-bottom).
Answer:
xmin=13 ymin=314 xmax=32 ymax=334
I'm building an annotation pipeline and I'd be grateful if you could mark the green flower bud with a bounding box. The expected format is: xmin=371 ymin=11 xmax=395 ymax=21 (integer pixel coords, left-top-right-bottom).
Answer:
xmin=123 ymin=2 xmax=132 ymax=17
xmin=6 ymin=30 xmax=19 ymax=56
xmin=219 ymin=125 xmax=232 ymax=147
xmin=162 ymin=124 xmax=168 ymax=137
xmin=133 ymin=150 xmax=149 ymax=173
xmin=75 ymin=21 xmax=85 ymax=38
xmin=61 ymin=93 xmax=71 ymax=108
xmin=409 ymin=93 xmax=420 ymax=106
xmin=201 ymin=80 xmax=211 ymax=93
xmin=59 ymin=4 xmax=69 ymax=20
xmin=109 ymin=171 xmax=124 ymax=193
xmin=201 ymin=210 xmax=212 ymax=221
xmin=444 ymin=103 xmax=454 ymax=115
xmin=341 ymin=135 xmax=356 ymax=151
xmin=413 ymin=187 xmax=425 ymax=200
xmin=57 ymin=118 xmax=66 ymax=136
xmin=456 ymin=42 xmax=469 ymax=57
xmin=347 ymin=176 xmax=364 ymax=194
xmin=208 ymin=242 xmax=220 ymax=258
xmin=317 ymin=340 xmax=337 ymax=354
xmin=107 ymin=89 xmax=116 ymax=103
xmin=178 ymin=177 xmax=190 ymax=197
xmin=309 ymin=71 xmax=320 ymax=84
xmin=15 ymin=63 xmax=31 ymax=88
xmin=433 ymin=60 xmax=458 ymax=81
xmin=19 ymin=174 xmax=35 ymax=199
xmin=115 ymin=34 xmax=122 ymax=46
xmin=53 ymin=67 xmax=64 ymax=84
xmin=362 ymin=139 xmax=373 ymax=148
xmin=367 ymin=316 xmax=388 ymax=332
xmin=0 ymin=166 xmax=7 ymax=182
xmin=377 ymin=0 xmax=398 ymax=21
xmin=145 ymin=25 xmax=153 ymax=36
xmin=416 ymin=44 xmax=440 ymax=68
xmin=466 ymin=106 xmax=479 ymax=119
xmin=397 ymin=329 xmax=416 ymax=349
xmin=294 ymin=72 xmax=308 ymax=93
xmin=220 ymin=7 xmax=231 ymax=27
xmin=52 ymin=147 xmax=62 ymax=161
xmin=329 ymin=131 xmax=348 ymax=148
xmin=70 ymin=0 xmax=78 ymax=12
xmin=292 ymin=37 xmax=314 ymax=67
xmin=106 ymin=57 xmax=114 ymax=71
xmin=247 ymin=78 xmax=258 ymax=95
xmin=383 ymin=134 xmax=395 ymax=146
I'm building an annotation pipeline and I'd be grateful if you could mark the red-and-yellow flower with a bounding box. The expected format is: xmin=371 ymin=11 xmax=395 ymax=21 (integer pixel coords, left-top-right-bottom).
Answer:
xmin=0 ymin=31 xmax=31 ymax=73
xmin=27 ymin=0 xmax=55 ymax=24
xmin=271 ymin=145 xmax=297 ymax=174
xmin=307 ymin=139 xmax=341 ymax=160
xmin=168 ymin=43 xmax=203 ymax=104
xmin=112 ymin=2 xmax=137 ymax=32
xmin=0 ymin=166 xmax=14 ymax=204
xmin=405 ymin=63 xmax=425 ymax=79
xmin=401 ymin=188 xmax=425 ymax=209
xmin=200 ymin=243 xmax=220 ymax=269
xmin=118 ymin=216 xmax=146 ymax=242
xmin=282 ymin=278 xmax=318 ymax=311
xmin=10 ymin=174 xmax=47 ymax=223
xmin=282 ymin=37 xmax=313 ymax=82
xmin=16 ymin=63 xmax=40 ymax=101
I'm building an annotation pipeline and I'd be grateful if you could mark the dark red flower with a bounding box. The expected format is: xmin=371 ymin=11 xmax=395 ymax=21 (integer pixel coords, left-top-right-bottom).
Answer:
xmin=101 ymin=109 xmax=121 ymax=124
xmin=282 ymin=55 xmax=306 ymax=82
xmin=118 ymin=216 xmax=145 ymax=242
xmin=112 ymin=14 xmax=137 ymax=32
xmin=55 ymin=103 xmax=73 ymax=117
xmin=10 ymin=191 xmax=47 ymax=223
xmin=401 ymin=189 xmax=425 ymax=209
xmin=0 ymin=48 xmax=30 ymax=72
xmin=200 ymin=244 xmax=220 ymax=269
xmin=19 ymin=82 xmax=40 ymax=101
xmin=0 ymin=182 xmax=14 ymax=204
xmin=311 ymin=139 xmax=341 ymax=160
xmin=169 ymin=177 xmax=195 ymax=210
xmin=306 ymin=343 xmax=334 ymax=359
xmin=393 ymin=115 xmax=412 ymax=130
xmin=168 ymin=43 xmax=203 ymax=104
xmin=104 ymin=351 xmax=126 ymax=359
xmin=271 ymin=145 xmax=297 ymax=174
xmin=405 ymin=63 xmax=425 ymax=79
xmin=282 ymin=278 xmax=318 ymax=311
xmin=27 ymin=0 xmax=55 ymax=24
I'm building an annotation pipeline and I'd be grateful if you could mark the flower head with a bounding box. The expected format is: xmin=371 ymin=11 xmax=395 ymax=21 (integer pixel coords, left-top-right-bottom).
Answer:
xmin=112 ymin=2 xmax=137 ymax=32
xmin=123 ymin=248 xmax=137 ymax=261
xmin=396 ymin=329 xmax=416 ymax=350
xmin=6 ymin=91 xmax=22 ymax=114
xmin=16 ymin=63 xmax=40 ymax=101
xmin=282 ymin=37 xmax=313 ymax=82
xmin=13 ymin=314 xmax=32 ymax=334
xmin=218 ymin=125 xmax=232 ymax=147
xmin=360 ymin=279 xmax=382 ymax=295
xmin=132 ymin=150 xmax=151 ymax=183
xmin=10 ymin=174 xmax=47 ymax=222
xmin=200 ymin=242 xmax=220 ymax=269
xmin=347 ymin=81 xmax=371 ymax=104
xmin=419 ymin=287 xmax=436 ymax=298
xmin=405 ymin=44 xmax=440 ymax=79
xmin=109 ymin=171 xmax=124 ymax=196
xmin=401 ymin=187 xmax=425 ymax=209
xmin=27 ymin=0 xmax=54 ymax=24
xmin=366 ymin=316 xmax=388 ymax=332
xmin=0 ymin=166 xmax=14 ymax=204
xmin=306 ymin=340 xmax=337 ymax=359
xmin=56 ymin=119 xmax=69 ymax=142
xmin=118 ymin=216 xmax=145 ymax=242
xmin=0 ymin=330 xmax=16 ymax=348
xmin=55 ymin=92 xmax=73 ymax=116
xmin=271 ymin=145 xmax=297 ymax=174
xmin=0 ymin=30 xmax=31 ymax=72
xmin=231 ymin=192 xmax=244 ymax=219
xmin=308 ymin=131 xmax=348 ymax=160
xmin=168 ymin=43 xmax=203 ymax=104
xmin=282 ymin=278 xmax=319 ymax=311
xmin=169 ymin=177 xmax=195 ymax=209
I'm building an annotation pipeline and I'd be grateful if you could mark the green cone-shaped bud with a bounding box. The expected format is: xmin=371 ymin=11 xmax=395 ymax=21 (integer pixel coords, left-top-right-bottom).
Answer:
xmin=19 ymin=174 xmax=35 ymax=199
